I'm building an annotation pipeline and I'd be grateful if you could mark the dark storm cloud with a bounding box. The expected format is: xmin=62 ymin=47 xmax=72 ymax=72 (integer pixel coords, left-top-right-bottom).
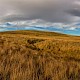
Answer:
xmin=67 ymin=9 xmax=80 ymax=17
xmin=0 ymin=0 xmax=80 ymax=23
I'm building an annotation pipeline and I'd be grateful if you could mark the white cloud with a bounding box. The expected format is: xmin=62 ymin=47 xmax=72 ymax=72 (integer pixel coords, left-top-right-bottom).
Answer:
xmin=74 ymin=1 xmax=80 ymax=5
xmin=68 ymin=27 xmax=76 ymax=30
xmin=0 ymin=19 xmax=80 ymax=31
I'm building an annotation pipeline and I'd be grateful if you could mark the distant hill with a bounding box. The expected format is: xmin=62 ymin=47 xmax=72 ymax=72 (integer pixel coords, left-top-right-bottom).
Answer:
xmin=0 ymin=30 xmax=70 ymax=37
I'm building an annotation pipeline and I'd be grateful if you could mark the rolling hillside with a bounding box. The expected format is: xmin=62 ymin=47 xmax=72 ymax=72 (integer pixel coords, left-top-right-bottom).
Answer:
xmin=0 ymin=30 xmax=80 ymax=80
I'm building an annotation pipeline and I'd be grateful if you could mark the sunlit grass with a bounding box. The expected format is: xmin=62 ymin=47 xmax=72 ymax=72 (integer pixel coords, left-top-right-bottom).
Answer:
xmin=0 ymin=30 xmax=80 ymax=80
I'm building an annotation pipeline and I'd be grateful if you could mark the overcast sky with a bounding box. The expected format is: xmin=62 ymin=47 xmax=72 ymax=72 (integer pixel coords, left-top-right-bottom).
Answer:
xmin=0 ymin=0 xmax=80 ymax=35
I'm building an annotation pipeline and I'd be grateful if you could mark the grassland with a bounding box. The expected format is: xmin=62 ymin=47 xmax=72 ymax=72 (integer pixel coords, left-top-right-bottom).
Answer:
xmin=0 ymin=30 xmax=80 ymax=80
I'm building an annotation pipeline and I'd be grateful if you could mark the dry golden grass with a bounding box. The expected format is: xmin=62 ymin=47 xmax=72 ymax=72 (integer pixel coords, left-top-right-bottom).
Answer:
xmin=0 ymin=30 xmax=80 ymax=80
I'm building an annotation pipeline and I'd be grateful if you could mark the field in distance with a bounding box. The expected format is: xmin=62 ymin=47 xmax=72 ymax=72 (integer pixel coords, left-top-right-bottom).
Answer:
xmin=0 ymin=30 xmax=80 ymax=80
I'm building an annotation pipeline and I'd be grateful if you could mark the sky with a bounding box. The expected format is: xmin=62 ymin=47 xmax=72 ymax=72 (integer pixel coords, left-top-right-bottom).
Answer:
xmin=0 ymin=0 xmax=80 ymax=35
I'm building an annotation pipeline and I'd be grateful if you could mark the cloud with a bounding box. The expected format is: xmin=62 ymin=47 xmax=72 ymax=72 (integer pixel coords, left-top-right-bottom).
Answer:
xmin=0 ymin=19 xmax=80 ymax=31
xmin=0 ymin=0 xmax=80 ymax=32
xmin=67 ymin=9 xmax=80 ymax=17
xmin=0 ymin=0 xmax=80 ymax=23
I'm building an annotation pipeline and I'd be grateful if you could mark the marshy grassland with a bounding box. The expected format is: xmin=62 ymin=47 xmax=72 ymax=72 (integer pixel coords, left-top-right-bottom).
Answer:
xmin=0 ymin=30 xmax=80 ymax=80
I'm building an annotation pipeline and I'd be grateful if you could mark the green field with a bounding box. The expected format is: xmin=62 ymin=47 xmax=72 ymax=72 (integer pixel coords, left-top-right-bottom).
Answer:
xmin=0 ymin=30 xmax=80 ymax=80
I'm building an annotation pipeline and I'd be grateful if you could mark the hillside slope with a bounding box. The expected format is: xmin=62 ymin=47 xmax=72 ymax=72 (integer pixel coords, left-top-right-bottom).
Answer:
xmin=0 ymin=30 xmax=80 ymax=80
